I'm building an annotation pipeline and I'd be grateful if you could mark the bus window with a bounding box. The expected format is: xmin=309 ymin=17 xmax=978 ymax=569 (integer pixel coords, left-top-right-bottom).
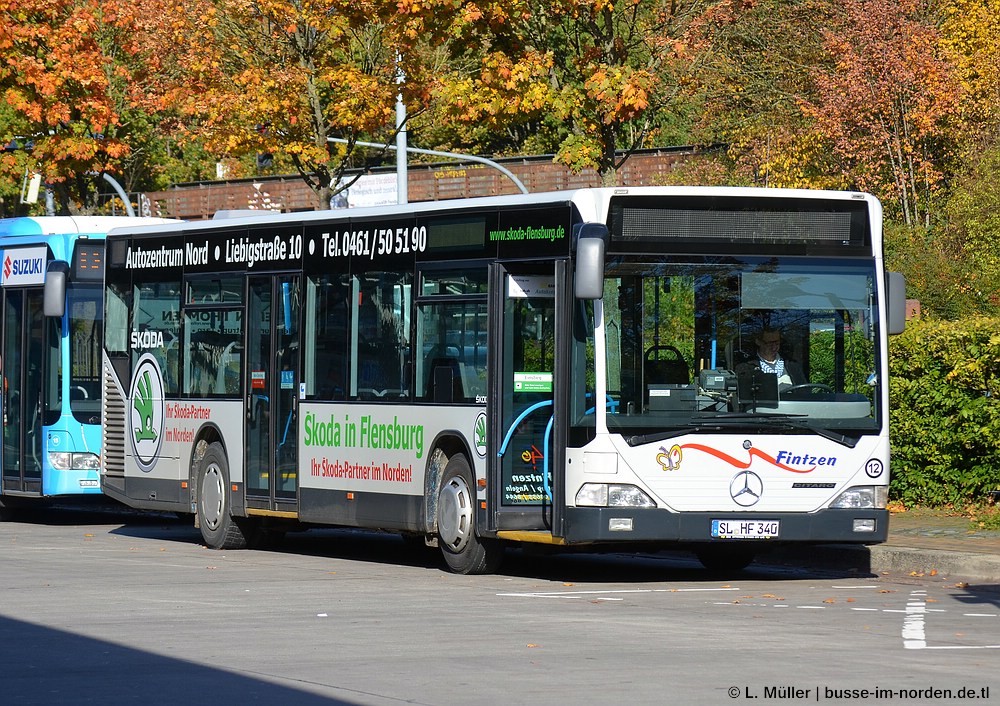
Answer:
xmin=351 ymin=272 xmax=411 ymax=400
xmin=416 ymin=268 xmax=488 ymax=403
xmin=305 ymin=274 xmax=350 ymax=400
xmin=184 ymin=327 xmax=242 ymax=396
xmin=183 ymin=278 xmax=242 ymax=397
xmin=132 ymin=280 xmax=182 ymax=395
xmin=416 ymin=301 xmax=488 ymax=403
xmin=105 ymin=280 xmax=130 ymax=355
xmin=188 ymin=276 xmax=243 ymax=304
xmin=605 ymin=270 xmax=696 ymax=415
xmin=67 ymin=280 xmax=103 ymax=420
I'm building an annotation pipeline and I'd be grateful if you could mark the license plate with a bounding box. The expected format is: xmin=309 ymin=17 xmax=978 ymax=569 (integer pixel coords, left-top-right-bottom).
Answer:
xmin=711 ymin=519 xmax=779 ymax=539
xmin=78 ymin=480 xmax=99 ymax=488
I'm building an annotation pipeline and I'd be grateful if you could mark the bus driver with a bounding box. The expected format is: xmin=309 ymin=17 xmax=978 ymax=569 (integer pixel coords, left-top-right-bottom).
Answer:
xmin=738 ymin=326 xmax=805 ymax=391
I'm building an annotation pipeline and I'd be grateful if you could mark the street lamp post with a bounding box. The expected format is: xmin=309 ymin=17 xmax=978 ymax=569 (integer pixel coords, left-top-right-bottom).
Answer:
xmin=326 ymin=138 xmax=530 ymax=203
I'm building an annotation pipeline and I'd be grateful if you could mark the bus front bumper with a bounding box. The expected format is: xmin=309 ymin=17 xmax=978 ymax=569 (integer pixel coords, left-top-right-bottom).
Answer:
xmin=560 ymin=507 xmax=889 ymax=545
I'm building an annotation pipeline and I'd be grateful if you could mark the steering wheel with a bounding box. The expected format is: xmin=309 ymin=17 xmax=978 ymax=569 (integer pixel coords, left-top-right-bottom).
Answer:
xmin=782 ymin=383 xmax=834 ymax=395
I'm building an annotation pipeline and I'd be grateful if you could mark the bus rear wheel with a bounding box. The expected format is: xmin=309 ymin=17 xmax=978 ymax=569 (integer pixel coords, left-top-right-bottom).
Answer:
xmin=437 ymin=455 xmax=502 ymax=575
xmin=197 ymin=442 xmax=247 ymax=550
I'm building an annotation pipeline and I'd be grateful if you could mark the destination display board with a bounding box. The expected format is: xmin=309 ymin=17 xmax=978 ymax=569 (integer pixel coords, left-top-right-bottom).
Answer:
xmin=107 ymin=201 xmax=579 ymax=278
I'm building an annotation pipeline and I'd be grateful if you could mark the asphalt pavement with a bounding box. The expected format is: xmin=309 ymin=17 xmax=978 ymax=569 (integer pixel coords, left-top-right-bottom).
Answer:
xmin=19 ymin=498 xmax=1000 ymax=584
xmin=765 ymin=509 xmax=1000 ymax=583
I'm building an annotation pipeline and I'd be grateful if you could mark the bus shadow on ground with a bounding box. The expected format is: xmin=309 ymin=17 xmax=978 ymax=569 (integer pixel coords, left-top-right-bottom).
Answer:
xmin=0 ymin=615 xmax=359 ymax=706
xmin=0 ymin=498 xmax=185 ymax=527
xmin=110 ymin=517 xmax=875 ymax=584
xmin=955 ymin=584 xmax=1000 ymax=606
xmin=497 ymin=545 xmax=877 ymax=584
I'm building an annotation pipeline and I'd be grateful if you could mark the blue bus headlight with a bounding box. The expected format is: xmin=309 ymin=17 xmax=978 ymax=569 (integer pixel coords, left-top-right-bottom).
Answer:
xmin=576 ymin=483 xmax=656 ymax=508
xmin=829 ymin=485 xmax=888 ymax=509
xmin=49 ymin=452 xmax=101 ymax=471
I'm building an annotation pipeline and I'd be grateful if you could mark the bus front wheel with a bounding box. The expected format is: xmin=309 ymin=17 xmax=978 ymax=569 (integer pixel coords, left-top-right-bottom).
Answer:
xmin=437 ymin=455 xmax=502 ymax=575
xmin=197 ymin=442 xmax=247 ymax=550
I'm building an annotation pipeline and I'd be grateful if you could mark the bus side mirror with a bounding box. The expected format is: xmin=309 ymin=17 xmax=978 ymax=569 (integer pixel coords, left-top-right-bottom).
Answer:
xmin=574 ymin=223 xmax=608 ymax=300
xmin=44 ymin=260 xmax=70 ymax=317
xmin=886 ymin=271 xmax=906 ymax=335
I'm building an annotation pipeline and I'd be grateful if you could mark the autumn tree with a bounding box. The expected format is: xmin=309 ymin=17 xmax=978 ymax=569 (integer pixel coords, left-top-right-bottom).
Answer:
xmin=928 ymin=0 xmax=1000 ymax=313
xmin=0 ymin=0 xmax=146 ymax=214
xmin=431 ymin=0 xmax=735 ymax=186
xmin=131 ymin=0 xmax=448 ymax=210
xmin=939 ymin=0 xmax=1000 ymax=145
xmin=802 ymin=0 xmax=960 ymax=226
xmin=0 ymin=101 xmax=33 ymax=216
xmin=687 ymin=0 xmax=845 ymax=189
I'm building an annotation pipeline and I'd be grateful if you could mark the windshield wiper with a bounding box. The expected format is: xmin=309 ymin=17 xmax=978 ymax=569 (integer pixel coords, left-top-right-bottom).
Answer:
xmin=625 ymin=422 xmax=727 ymax=446
xmin=625 ymin=414 xmax=801 ymax=445
xmin=768 ymin=417 xmax=860 ymax=448
xmin=702 ymin=412 xmax=859 ymax=447
xmin=624 ymin=414 xmax=859 ymax=448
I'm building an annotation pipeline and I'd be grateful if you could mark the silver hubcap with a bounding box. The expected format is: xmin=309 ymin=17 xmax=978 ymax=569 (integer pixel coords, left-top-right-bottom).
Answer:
xmin=439 ymin=475 xmax=473 ymax=552
xmin=201 ymin=464 xmax=224 ymax=531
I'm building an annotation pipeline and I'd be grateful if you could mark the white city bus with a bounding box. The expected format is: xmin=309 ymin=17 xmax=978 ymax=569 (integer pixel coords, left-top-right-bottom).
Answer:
xmin=100 ymin=187 xmax=906 ymax=573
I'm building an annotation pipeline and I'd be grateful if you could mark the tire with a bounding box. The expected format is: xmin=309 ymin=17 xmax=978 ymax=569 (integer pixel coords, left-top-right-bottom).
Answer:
xmin=437 ymin=455 xmax=502 ymax=574
xmin=695 ymin=545 xmax=756 ymax=573
xmin=197 ymin=442 xmax=247 ymax=550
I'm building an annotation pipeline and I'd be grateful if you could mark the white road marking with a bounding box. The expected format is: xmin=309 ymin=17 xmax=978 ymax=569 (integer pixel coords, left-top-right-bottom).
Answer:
xmin=902 ymin=590 xmax=927 ymax=649
xmin=498 ymin=587 xmax=740 ymax=599
xmin=902 ymin=590 xmax=1000 ymax=650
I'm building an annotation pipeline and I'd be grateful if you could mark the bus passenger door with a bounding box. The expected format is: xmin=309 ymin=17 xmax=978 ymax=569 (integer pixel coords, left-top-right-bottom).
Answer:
xmin=245 ymin=276 xmax=301 ymax=513
xmin=2 ymin=288 xmax=47 ymax=496
xmin=488 ymin=263 xmax=567 ymax=534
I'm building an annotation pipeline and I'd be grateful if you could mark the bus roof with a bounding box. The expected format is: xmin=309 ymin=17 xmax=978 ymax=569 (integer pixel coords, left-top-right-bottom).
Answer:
xmin=103 ymin=186 xmax=878 ymax=239
xmin=0 ymin=216 xmax=176 ymax=237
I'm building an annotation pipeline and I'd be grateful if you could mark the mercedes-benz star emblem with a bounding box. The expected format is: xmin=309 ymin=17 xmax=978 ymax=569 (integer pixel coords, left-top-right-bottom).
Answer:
xmin=730 ymin=470 xmax=764 ymax=507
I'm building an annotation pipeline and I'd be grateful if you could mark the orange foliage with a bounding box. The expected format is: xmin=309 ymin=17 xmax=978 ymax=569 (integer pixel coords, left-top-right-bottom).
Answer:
xmin=433 ymin=0 xmax=725 ymax=181
xmin=803 ymin=0 xmax=959 ymax=224
xmin=128 ymin=0 xmax=450 ymax=206
xmin=0 ymin=0 xmax=141 ymax=186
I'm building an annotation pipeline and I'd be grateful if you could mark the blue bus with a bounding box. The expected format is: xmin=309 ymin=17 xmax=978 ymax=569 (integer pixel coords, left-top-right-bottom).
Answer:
xmin=0 ymin=216 xmax=172 ymax=509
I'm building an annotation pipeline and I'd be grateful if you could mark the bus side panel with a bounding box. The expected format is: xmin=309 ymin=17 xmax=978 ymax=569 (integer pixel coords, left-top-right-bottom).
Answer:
xmin=118 ymin=399 xmax=244 ymax=511
xmin=298 ymin=402 xmax=486 ymax=530
xmin=102 ymin=353 xmax=245 ymax=512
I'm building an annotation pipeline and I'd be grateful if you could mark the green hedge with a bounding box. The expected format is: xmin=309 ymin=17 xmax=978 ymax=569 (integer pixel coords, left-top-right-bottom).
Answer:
xmin=889 ymin=317 xmax=1000 ymax=506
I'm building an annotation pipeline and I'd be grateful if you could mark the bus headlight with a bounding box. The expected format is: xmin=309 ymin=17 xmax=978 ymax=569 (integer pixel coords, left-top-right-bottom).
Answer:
xmin=576 ymin=483 xmax=656 ymax=508
xmin=49 ymin=452 xmax=101 ymax=471
xmin=829 ymin=485 xmax=888 ymax=509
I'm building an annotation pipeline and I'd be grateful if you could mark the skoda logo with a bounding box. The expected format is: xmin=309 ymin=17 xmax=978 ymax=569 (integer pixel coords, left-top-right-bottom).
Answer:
xmin=128 ymin=353 xmax=165 ymax=473
xmin=730 ymin=470 xmax=764 ymax=507
xmin=474 ymin=412 xmax=487 ymax=457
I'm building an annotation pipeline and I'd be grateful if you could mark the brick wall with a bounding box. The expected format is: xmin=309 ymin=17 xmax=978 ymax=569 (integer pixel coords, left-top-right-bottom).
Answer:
xmin=140 ymin=147 xmax=705 ymax=220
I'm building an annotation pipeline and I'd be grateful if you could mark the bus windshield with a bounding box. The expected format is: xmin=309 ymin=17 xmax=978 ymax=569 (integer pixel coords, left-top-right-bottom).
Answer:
xmin=67 ymin=281 xmax=104 ymax=423
xmin=599 ymin=255 xmax=881 ymax=435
